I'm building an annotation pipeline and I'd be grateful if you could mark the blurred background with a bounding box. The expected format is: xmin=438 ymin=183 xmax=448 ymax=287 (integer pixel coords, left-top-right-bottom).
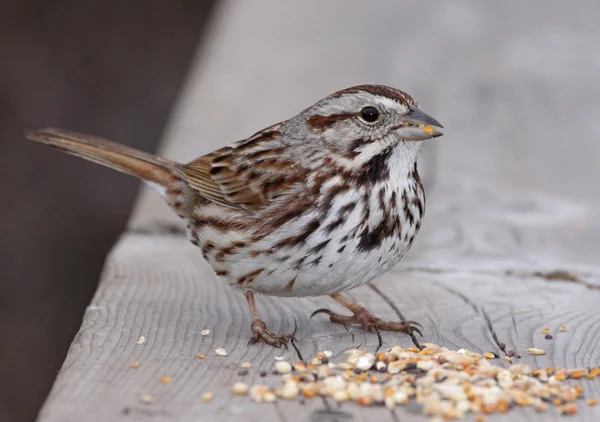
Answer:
xmin=1 ymin=1 xmax=599 ymax=421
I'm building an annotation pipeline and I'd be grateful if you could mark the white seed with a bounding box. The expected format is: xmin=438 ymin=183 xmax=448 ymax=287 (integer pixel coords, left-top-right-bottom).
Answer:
xmin=274 ymin=361 xmax=292 ymax=374
xmin=201 ymin=329 xmax=210 ymax=336
xmin=140 ymin=394 xmax=152 ymax=404
xmin=136 ymin=336 xmax=147 ymax=345
xmin=385 ymin=396 xmax=396 ymax=409
xmin=264 ymin=392 xmax=277 ymax=403
xmin=274 ymin=355 xmax=286 ymax=361
xmin=355 ymin=353 xmax=376 ymax=371
xmin=241 ymin=361 xmax=252 ymax=369
xmin=280 ymin=381 xmax=299 ymax=399
xmin=332 ymin=390 xmax=349 ymax=402
xmin=202 ymin=392 xmax=213 ymax=402
xmin=310 ymin=357 xmax=323 ymax=365
xmin=232 ymin=382 xmax=249 ymax=395
xmin=323 ymin=350 xmax=333 ymax=358
xmin=249 ymin=385 xmax=269 ymax=402
xmin=527 ymin=348 xmax=547 ymax=355
xmin=559 ymin=325 xmax=568 ymax=332
xmin=417 ymin=360 xmax=434 ymax=372
xmin=375 ymin=361 xmax=387 ymax=372
xmin=215 ymin=348 xmax=228 ymax=356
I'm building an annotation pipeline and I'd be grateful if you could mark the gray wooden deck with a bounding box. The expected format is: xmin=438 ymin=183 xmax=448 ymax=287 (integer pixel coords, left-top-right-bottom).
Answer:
xmin=37 ymin=1 xmax=600 ymax=421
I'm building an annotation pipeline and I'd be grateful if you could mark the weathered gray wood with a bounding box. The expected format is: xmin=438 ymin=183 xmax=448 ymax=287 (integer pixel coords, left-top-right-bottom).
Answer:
xmin=38 ymin=0 xmax=600 ymax=421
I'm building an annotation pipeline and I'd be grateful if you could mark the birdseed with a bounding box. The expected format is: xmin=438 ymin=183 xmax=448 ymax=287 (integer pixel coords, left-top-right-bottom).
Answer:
xmin=201 ymin=329 xmax=210 ymax=336
xmin=140 ymin=394 xmax=152 ymax=404
xmin=559 ymin=325 xmax=568 ymax=332
xmin=237 ymin=342 xmax=598 ymax=420
xmin=197 ymin=353 xmax=206 ymax=359
xmin=130 ymin=362 xmax=141 ymax=369
xmin=241 ymin=361 xmax=252 ymax=369
xmin=545 ymin=334 xmax=553 ymax=340
xmin=215 ymin=348 xmax=228 ymax=356
xmin=527 ymin=348 xmax=547 ymax=355
xmin=136 ymin=336 xmax=147 ymax=345
xmin=232 ymin=382 xmax=249 ymax=395
xmin=274 ymin=361 xmax=292 ymax=374
xmin=542 ymin=326 xmax=550 ymax=335
xmin=202 ymin=392 xmax=213 ymax=402
xmin=422 ymin=125 xmax=434 ymax=135
xmin=159 ymin=376 xmax=171 ymax=384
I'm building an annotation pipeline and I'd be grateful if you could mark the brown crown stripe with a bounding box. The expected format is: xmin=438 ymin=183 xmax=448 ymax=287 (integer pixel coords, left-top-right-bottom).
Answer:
xmin=306 ymin=113 xmax=355 ymax=131
xmin=331 ymin=84 xmax=416 ymax=107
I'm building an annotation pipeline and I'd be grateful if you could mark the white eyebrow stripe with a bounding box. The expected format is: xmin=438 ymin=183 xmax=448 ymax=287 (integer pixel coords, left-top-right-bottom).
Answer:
xmin=375 ymin=97 xmax=409 ymax=113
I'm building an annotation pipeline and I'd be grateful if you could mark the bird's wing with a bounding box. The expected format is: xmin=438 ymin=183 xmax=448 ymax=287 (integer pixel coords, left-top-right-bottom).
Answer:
xmin=179 ymin=125 xmax=302 ymax=211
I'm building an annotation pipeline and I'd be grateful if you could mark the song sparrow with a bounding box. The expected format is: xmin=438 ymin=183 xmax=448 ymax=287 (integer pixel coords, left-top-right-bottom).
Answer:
xmin=26 ymin=85 xmax=443 ymax=347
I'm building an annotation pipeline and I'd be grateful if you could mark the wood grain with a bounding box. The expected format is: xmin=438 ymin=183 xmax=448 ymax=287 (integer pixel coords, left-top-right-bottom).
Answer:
xmin=37 ymin=0 xmax=600 ymax=421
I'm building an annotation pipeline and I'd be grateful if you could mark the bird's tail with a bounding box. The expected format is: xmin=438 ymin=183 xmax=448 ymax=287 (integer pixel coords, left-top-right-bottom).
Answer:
xmin=25 ymin=128 xmax=195 ymax=217
xmin=26 ymin=128 xmax=179 ymax=187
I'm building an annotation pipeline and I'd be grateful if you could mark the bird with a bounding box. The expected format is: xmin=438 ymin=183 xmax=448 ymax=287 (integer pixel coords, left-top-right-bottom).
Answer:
xmin=26 ymin=84 xmax=443 ymax=348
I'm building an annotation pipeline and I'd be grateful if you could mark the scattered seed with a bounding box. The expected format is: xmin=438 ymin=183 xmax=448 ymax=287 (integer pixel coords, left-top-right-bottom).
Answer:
xmin=196 ymin=353 xmax=206 ymax=359
xmin=274 ymin=361 xmax=292 ymax=374
xmin=259 ymin=371 xmax=267 ymax=377
xmin=215 ymin=348 xmax=228 ymax=357
xmin=202 ymin=392 xmax=213 ymax=402
xmin=559 ymin=325 xmax=568 ymax=332
xmin=527 ymin=348 xmax=547 ymax=356
xmin=136 ymin=336 xmax=146 ymax=345
xmin=241 ymin=361 xmax=252 ymax=369
xmin=140 ymin=394 xmax=152 ymax=404
xmin=559 ymin=403 xmax=577 ymax=415
xmin=264 ymin=392 xmax=277 ymax=403
xmin=234 ymin=342 xmax=599 ymax=419
xmin=274 ymin=355 xmax=286 ymax=361
xmin=323 ymin=350 xmax=333 ymax=358
xmin=588 ymin=398 xmax=598 ymax=406
xmin=544 ymin=334 xmax=553 ymax=340
xmin=201 ymin=329 xmax=210 ymax=336
xmin=159 ymin=376 xmax=171 ymax=384
xmin=498 ymin=343 xmax=506 ymax=351
xmin=232 ymin=382 xmax=249 ymax=395
xmin=130 ymin=362 xmax=141 ymax=369
xmin=542 ymin=326 xmax=550 ymax=335
xmin=238 ymin=369 xmax=249 ymax=376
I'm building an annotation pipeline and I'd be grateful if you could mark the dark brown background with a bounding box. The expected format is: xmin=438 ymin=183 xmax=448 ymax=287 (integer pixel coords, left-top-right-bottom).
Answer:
xmin=0 ymin=1 xmax=217 ymax=421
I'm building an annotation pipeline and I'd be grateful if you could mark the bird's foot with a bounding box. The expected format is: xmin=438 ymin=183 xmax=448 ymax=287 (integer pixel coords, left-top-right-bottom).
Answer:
xmin=248 ymin=317 xmax=295 ymax=348
xmin=311 ymin=305 xmax=423 ymax=337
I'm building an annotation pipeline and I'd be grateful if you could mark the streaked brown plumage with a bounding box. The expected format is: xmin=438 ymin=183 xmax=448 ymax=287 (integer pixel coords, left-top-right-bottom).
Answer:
xmin=26 ymin=85 xmax=443 ymax=347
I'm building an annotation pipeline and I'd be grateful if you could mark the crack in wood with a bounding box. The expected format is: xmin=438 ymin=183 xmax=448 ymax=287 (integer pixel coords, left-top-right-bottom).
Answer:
xmin=400 ymin=266 xmax=598 ymax=289
xmin=431 ymin=281 xmax=507 ymax=354
xmin=367 ymin=284 xmax=421 ymax=349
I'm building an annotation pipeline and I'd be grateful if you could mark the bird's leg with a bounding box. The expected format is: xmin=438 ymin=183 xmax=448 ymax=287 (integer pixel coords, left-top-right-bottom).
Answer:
xmin=245 ymin=290 xmax=295 ymax=348
xmin=311 ymin=292 xmax=423 ymax=336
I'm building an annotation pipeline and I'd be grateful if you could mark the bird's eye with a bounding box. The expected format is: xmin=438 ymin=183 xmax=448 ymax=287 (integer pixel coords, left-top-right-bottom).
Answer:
xmin=360 ymin=106 xmax=380 ymax=123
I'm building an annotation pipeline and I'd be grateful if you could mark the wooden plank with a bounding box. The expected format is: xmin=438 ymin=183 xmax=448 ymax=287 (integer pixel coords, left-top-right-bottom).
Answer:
xmin=38 ymin=0 xmax=600 ymax=421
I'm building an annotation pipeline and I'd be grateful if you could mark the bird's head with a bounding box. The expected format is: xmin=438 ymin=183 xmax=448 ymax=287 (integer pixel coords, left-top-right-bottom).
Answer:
xmin=292 ymin=85 xmax=443 ymax=167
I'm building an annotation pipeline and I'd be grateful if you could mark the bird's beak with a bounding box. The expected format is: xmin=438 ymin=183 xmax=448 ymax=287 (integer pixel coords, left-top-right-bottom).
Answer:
xmin=394 ymin=106 xmax=444 ymax=140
